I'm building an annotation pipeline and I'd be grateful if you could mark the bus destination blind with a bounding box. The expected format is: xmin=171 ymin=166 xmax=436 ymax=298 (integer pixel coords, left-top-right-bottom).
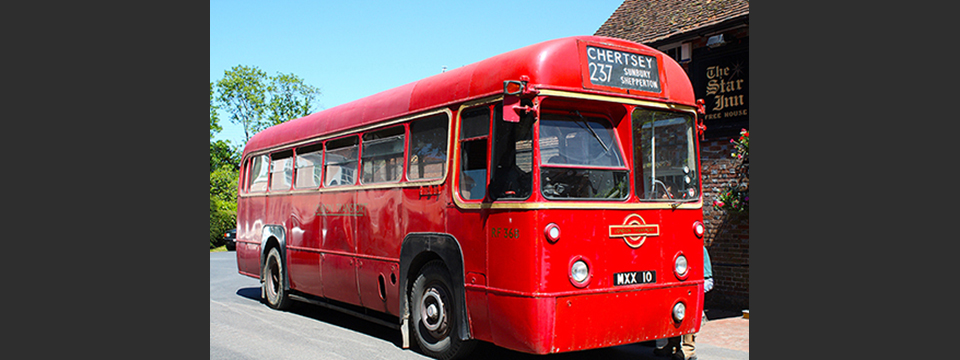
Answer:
xmin=584 ymin=45 xmax=661 ymax=94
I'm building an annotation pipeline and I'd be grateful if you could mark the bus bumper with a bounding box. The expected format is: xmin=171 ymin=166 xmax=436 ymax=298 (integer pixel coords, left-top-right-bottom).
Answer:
xmin=485 ymin=283 xmax=703 ymax=354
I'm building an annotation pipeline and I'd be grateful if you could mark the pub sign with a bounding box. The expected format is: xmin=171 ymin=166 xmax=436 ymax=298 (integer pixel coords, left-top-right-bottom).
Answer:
xmin=692 ymin=43 xmax=748 ymax=139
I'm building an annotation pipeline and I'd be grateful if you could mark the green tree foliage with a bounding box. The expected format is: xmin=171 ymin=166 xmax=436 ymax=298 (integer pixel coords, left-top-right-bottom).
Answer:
xmin=210 ymin=145 xmax=239 ymax=248
xmin=210 ymin=81 xmax=239 ymax=172
xmin=267 ymin=72 xmax=321 ymax=127
xmin=211 ymin=164 xmax=240 ymax=202
xmin=210 ymin=140 xmax=239 ymax=171
xmin=215 ymin=65 xmax=321 ymax=143
xmin=210 ymin=81 xmax=239 ymax=248
xmin=210 ymin=165 xmax=239 ymax=248
xmin=216 ymin=65 xmax=268 ymax=143
xmin=210 ymin=82 xmax=221 ymax=137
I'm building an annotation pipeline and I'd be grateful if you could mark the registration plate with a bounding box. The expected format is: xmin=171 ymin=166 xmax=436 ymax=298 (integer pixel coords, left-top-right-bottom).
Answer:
xmin=613 ymin=270 xmax=656 ymax=286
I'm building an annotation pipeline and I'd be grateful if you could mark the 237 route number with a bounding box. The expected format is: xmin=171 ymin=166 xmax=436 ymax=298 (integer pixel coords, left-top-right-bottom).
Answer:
xmin=589 ymin=63 xmax=614 ymax=83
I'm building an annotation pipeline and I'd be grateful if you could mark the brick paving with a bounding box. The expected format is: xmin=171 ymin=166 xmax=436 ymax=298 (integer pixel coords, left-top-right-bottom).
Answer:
xmin=698 ymin=309 xmax=749 ymax=353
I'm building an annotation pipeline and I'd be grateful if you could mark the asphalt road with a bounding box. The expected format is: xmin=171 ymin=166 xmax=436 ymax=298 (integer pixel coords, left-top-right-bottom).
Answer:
xmin=210 ymin=252 xmax=747 ymax=359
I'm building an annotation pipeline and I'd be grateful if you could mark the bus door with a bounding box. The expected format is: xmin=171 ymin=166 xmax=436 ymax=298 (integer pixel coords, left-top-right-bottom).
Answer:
xmin=484 ymin=103 xmax=537 ymax=293
xmin=286 ymin=144 xmax=325 ymax=297
xmin=356 ymin=126 xmax=406 ymax=314
xmin=237 ymin=154 xmax=270 ymax=276
xmin=319 ymin=136 xmax=362 ymax=306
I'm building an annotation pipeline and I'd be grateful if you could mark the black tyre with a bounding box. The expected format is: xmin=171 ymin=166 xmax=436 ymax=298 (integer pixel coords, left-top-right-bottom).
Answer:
xmin=410 ymin=260 xmax=476 ymax=360
xmin=263 ymin=247 xmax=291 ymax=310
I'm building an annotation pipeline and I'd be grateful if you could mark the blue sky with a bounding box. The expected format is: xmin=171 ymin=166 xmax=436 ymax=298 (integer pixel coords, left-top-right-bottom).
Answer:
xmin=210 ymin=0 xmax=625 ymax=146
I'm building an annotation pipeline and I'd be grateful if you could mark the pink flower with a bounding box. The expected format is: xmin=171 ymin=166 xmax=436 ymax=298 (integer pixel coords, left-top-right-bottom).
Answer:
xmin=713 ymin=200 xmax=725 ymax=207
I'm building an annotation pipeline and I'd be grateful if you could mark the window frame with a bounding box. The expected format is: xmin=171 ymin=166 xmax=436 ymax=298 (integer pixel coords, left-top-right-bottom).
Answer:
xmin=269 ymin=150 xmax=294 ymax=192
xmin=293 ymin=143 xmax=325 ymax=190
xmin=456 ymin=104 xmax=492 ymax=202
xmin=248 ymin=154 xmax=270 ymax=193
xmin=407 ymin=113 xmax=450 ymax=182
xmin=537 ymin=110 xmax=630 ymax=201
xmin=632 ymin=106 xmax=700 ymax=202
xmin=323 ymin=135 xmax=360 ymax=188
xmin=361 ymin=125 xmax=407 ymax=185
xmin=488 ymin=104 xmax=534 ymax=201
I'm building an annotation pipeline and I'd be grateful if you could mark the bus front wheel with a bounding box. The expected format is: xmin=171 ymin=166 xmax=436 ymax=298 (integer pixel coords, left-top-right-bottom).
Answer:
xmin=410 ymin=260 xmax=475 ymax=360
xmin=263 ymin=247 xmax=291 ymax=310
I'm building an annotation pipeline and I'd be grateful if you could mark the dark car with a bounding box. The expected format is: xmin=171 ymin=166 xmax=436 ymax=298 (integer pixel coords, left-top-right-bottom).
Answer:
xmin=223 ymin=229 xmax=237 ymax=251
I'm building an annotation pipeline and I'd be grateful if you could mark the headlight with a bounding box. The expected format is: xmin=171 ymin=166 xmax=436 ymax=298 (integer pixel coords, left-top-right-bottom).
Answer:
xmin=571 ymin=260 xmax=589 ymax=283
xmin=568 ymin=257 xmax=592 ymax=288
xmin=672 ymin=302 xmax=686 ymax=322
xmin=674 ymin=254 xmax=688 ymax=278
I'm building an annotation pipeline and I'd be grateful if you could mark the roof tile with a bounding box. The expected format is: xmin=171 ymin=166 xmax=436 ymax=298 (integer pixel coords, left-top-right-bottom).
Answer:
xmin=595 ymin=0 xmax=749 ymax=44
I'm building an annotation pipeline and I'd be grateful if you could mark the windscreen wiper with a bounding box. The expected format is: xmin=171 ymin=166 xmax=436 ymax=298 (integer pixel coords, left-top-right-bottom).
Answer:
xmin=571 ymin=110 xmax=609 ymax=153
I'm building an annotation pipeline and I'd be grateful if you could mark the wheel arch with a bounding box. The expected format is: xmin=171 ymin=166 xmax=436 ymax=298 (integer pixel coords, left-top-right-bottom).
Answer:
xmin=399 ymin=233 xmax=471 ymax=342
xmin=259 ymin=225 xmax=288 ymax=291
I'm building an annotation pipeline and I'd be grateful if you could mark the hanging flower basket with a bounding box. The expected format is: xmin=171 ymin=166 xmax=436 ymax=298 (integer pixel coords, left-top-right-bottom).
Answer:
xmin=712 ymin=129 xmax=749 ymax=213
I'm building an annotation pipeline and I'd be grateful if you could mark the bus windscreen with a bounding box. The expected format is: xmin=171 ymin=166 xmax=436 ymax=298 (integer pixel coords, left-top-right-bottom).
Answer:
xmin=633 ymin=108 xmax=700 ymax=201
xmin=539 ymin=112 xmax=628 ymax=199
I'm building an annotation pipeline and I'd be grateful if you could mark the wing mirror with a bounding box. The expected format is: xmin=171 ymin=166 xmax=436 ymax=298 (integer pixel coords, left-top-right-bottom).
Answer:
xmin=502 ymin=75 xmax=537 ymax=122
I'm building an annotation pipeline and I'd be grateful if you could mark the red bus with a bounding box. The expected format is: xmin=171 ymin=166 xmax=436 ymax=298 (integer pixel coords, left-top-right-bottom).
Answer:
xmin=236 ymin=36 xmax=707 ymax=359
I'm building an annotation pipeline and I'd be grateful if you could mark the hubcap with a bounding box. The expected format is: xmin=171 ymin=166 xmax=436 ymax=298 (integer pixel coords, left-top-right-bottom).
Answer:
xmin=420 ymin=287 xmax=447 ymax=334
xmin=268 ymin=259 xmax=280 ymax=298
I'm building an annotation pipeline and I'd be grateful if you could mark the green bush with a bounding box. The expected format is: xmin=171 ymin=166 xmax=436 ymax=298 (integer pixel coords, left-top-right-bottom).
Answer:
xmin=210 ymin=197 xmax=236 ymax=248
xmin=210 ymin=165 xmax=239 ymax=248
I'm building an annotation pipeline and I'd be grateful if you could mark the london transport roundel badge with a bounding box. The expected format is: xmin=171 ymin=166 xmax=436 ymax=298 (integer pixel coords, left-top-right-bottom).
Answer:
xmin=608 ymin=214 xmax=660 ymax=248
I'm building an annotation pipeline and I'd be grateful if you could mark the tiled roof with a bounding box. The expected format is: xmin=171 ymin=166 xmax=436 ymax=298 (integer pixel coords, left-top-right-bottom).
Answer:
xmin=595 ymin=0 xmax=749 ymax=44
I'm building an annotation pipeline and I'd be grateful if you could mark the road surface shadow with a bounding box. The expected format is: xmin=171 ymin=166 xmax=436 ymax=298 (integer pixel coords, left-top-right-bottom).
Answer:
xmin=461 ymin=340 xmax=664 ymax=360
xmin=234 ymin=286 xmax=680 ymax=359
xmin=236 ymin=287 xmax=260 ymax=301
xmin=705 ymin=307 xmax=743 ymax=321
xmin=236 ymin=287 xmax=403 ymax=348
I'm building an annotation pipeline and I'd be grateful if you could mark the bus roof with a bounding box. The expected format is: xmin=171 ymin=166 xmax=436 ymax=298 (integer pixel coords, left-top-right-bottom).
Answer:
xmin=242 ymin=36 xmax=694 ymax=157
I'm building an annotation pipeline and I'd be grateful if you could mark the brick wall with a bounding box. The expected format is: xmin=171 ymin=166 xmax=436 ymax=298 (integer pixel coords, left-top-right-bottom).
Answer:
xmin=700 ymin=138 xmax=749 ymax=310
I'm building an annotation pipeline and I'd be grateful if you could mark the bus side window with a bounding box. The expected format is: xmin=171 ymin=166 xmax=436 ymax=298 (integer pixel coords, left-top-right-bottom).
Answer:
xmin=489 ymin=104 xmax=533 ymax=200
xmin=294 ymin=143 xmax=324 ymax=189
xmin=269 ymin=150 xmax=293 ymax=191
xmin=361 ymin=126 xmax=405 ymax=184
xmin=249 ymin=155 xmax=270 ymax=193
xmin=459 ymin=106 xmax=490 ymax=200
xmin=408 ymin=114 xmax=448 ymax=181
xmin=324 ymin=136 xmax=359 ymax=187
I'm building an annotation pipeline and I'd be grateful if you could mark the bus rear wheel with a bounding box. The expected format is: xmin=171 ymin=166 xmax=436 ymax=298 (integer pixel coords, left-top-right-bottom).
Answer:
xmin=263 ymin=247 xmax=291 ymax=310
xmin=410 ymin=260 xmax=476 ymax=360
